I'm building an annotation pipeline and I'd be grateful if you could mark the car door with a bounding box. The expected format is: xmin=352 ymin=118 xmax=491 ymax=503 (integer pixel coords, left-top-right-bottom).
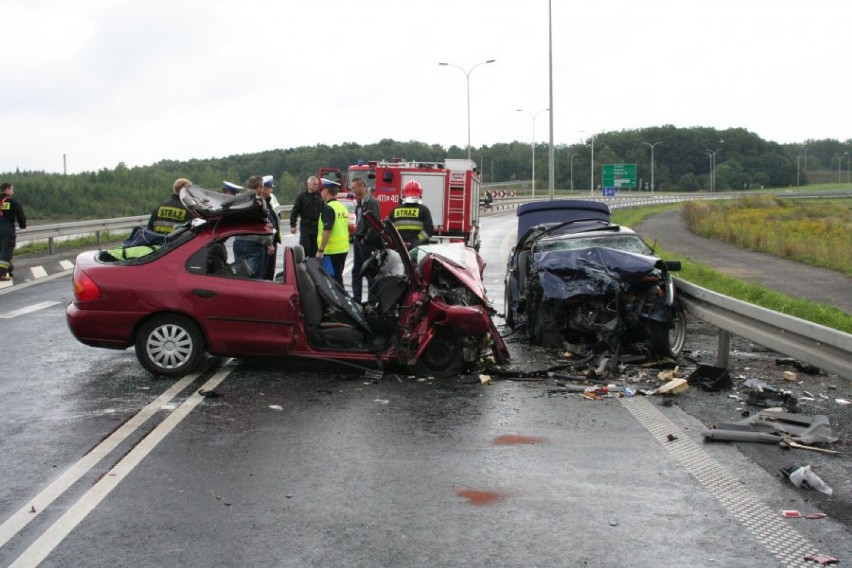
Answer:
xmin=180 ymin=238 xmax=298 ymax=356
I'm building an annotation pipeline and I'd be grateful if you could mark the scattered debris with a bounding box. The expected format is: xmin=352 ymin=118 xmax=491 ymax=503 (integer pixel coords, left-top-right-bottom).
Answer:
xmin=776 ymin=357 xmax=821 ymax=375
xmin=657 ymin=366 xmax=680 ymax=381
xmin=686 ymin=364 xmax=731 ymax=391
xmin=198 ymin=389 xmax=220 ymax=398
xmin=479 ymin=374 xmax=493 ymax=385
xmin=702 ymin=410 xmax=838 ymax=446
xmin=784 ymin=465 xmax=834 ymax=496
xmin=803 ymin=553 xmax=839 ymax=565
xmin=666 ymin=434 xmax=678 ymax=442
xmin=782 ymin=371 xmax=798 ymax=382
xmin=836 ymin=398 xmax=851 ymax=406
xmin=780 ymin=438 xmax=840 ymax=455
xmin=657 ymin=378 xmax=689 ymax=395
xmin=268 ymin=405 xmax=283 ymax=411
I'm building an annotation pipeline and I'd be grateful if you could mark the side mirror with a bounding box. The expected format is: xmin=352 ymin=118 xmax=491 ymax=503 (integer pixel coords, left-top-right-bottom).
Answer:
xmin=665 ymin=260 xmax=682 ymax=272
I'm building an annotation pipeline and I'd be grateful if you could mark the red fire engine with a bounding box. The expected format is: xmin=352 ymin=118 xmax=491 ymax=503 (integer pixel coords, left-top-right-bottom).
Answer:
xmin=336 ymin=159 xmax=483 ymax=249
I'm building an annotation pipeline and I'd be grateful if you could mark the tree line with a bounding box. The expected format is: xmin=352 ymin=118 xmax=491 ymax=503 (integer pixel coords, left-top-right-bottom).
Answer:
xmin=3 ymin=127 xmax=850 ymax=221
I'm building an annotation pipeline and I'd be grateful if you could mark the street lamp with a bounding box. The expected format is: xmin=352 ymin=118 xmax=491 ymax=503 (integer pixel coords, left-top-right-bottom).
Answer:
xmin=438 ymin=59 xmax=496 ymax=161
xmin=705 ymin=148 xmax=721 ymax=192
xmin=516 ymin=108 xmax=549 ymax=199
xmin=580 ymin=131 xmax=596 ymax=195
xmin=640 ymin=141 xmax=662 ymax=193
xmin=795 ymin=155 xmax=804 ymax=187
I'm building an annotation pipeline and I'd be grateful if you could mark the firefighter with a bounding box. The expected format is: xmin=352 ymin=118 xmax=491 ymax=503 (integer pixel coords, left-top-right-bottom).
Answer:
xmin=148 ymin=178 xmax=192 ymax=234
xmin=0 ymin=182 xmax=27 ymax=281
xmin=388 ymin=180 xmax=433 ymax=249
xmin=315 ymin=179 xmax=350 ymax=286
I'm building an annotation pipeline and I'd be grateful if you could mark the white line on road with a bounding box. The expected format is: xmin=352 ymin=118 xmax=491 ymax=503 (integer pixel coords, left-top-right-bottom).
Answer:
xmin=0 ymin=301 xmax=61 ymax=319
xmin=8 ymin=361 xmax=236 ymax=568
xmin=59 ymin=260 xmax=75 ymax=271
xmin=0 ymin=365 xmax=214 ymax=549
xmin=30 ymin=266 xmax=48 ymax=279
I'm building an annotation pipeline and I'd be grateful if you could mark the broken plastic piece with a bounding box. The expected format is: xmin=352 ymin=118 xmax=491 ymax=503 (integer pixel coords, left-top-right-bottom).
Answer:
xmin=781 ymin=510 xmax=802 ymax=518
xmin=803 ymin=554 xmax=838 ymax=565
xmin=788 ymin=465 xmax=833 ymax=496
xmin=657 ymin=378 xmax=688 ymax=395
xmin=805 ymin=513 xmax=827 ymax=520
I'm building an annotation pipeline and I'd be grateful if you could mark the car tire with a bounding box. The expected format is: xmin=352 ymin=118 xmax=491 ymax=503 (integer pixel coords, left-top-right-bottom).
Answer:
xmin=412 ymin=329 xmax=465 ymax=378
xmin=504 ymin=287 xmax=514 ymax=328
xmin=135 ymin=314 xmax=205 ymax=377
xmin=649 ymin=305 xmax=687 ymax=359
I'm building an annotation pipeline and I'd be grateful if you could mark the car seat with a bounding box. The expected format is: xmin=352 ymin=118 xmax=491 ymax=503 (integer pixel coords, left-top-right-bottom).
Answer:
xmin=293 ymin=245 xmax=368 ymax=349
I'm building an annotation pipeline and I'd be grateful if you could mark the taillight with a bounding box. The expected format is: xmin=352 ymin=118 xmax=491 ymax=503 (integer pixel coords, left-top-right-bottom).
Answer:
xmin=73 ymin=268 xmax=101 ymax=301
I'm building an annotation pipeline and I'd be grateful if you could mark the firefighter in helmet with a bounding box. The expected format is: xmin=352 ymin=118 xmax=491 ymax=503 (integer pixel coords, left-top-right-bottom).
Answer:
xmin=388 ymin=180 xmax=434 ymax=249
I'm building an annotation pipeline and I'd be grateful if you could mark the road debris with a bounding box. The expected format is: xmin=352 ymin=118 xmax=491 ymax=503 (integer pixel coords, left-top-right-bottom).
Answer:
xmin=803 ymin=553 xmax=839 ymax=565
xmin=701 ymin=410 xmax=839 ymax=446
xmin=785 ymin=465 xmax=834 ymax=495
xmin=782 ymin=510 xmax=828 ymax=520
xmin=686 ymin=364 xmax=731 ymax=391
xmin=656 ymin=378 xmax=689 ymax=395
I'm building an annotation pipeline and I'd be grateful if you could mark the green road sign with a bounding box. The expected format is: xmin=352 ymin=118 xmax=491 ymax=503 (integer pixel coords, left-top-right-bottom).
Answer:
xmin=602 ymin=164 xmax=637 ymax=189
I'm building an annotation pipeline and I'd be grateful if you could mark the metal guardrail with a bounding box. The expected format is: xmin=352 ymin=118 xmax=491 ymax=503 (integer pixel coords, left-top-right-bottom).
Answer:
xmin=15 ymin=195 xmax=852 ymax=378
xmin=676 ymin=279 xmax=852 ymax=379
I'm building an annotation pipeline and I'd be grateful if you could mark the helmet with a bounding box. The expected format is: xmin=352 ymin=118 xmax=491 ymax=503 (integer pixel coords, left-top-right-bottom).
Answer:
xmin=403 ymin=180 xmax=422 ymax=200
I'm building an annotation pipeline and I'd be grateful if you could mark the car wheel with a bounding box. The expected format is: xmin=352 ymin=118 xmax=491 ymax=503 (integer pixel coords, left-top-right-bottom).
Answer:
xmin=649 ymin=305 xmax=687 ymax=359
xmin=135 ymin=314 xmax=205 ymax=377
xmin=503 ymin=287 xmax=514 ymax=328
xmin=412 ymin=329 xmax=464 ymax=378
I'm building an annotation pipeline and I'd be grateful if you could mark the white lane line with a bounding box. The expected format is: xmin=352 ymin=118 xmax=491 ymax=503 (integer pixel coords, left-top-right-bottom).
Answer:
xmin=0 ymin=369 xmax=204 ymax=549
xmin=622 ymin=397 xmax=818 ymax=566
xmin=0 ymin=301 xmax=61 ymax=319
xmin=9 ymin=362 xmax=235 ymax=568
xmin=30 ymin=266 xmax=48 ymax=279
xmin=59 ymin=260 xmax=75 ymax=271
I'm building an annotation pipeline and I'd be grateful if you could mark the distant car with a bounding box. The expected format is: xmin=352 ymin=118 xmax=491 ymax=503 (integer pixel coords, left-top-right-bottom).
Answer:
xmin=504 ymin=199 xmax=686 ymax=362
xmin=66 ymin=185 xmax=508 ymax=377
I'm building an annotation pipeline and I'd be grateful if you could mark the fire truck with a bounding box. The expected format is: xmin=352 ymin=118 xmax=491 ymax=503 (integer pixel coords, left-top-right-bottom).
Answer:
xmin=332 ymin=159 xmax=483 ymax=249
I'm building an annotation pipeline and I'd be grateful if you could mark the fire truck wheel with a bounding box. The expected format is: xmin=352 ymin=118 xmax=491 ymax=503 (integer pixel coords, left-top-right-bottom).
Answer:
xmin=413 ymin=330 xmax=464 ymax=378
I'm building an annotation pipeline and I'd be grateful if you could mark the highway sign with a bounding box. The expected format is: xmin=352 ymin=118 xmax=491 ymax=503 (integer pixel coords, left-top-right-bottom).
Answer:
xmin=602 ymin=164 xmax=637 ymax=189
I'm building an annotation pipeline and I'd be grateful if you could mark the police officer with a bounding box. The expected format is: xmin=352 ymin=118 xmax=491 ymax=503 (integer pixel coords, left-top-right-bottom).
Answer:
xmin=0 ymin=182 xmax=27 ymax=281
xmin=315 ymin=179 xmax=350 ymax=286
xmin=388 ymin=180 xmax=433 ymax=248
xmin=290 ymin=176 xmax=324 ymax=257
xmin=148 ymin=178 xmax=192 ymax=234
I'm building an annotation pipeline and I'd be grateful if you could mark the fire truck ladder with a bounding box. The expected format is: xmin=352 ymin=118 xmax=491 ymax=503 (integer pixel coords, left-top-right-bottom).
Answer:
xmin=446 ymin=178 xmax=466 ymax=233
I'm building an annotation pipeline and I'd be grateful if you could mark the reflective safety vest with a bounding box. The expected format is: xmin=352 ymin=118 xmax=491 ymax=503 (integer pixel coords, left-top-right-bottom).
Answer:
xmin=317 ymin=200 xmax=350 ymax=254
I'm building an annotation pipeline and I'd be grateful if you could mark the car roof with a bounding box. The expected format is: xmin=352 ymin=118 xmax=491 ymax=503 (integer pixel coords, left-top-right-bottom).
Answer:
xmin=517 ymin=199 xmax=610 ymax=238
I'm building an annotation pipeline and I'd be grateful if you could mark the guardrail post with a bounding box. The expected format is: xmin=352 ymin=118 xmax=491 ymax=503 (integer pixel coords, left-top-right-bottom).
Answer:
xmin=48 ymin=237 xmax=55 ymax=255
xmin=716 ymin=329 xmax=731 ymax=368
xmin=96 ymin=230 xmax=102 ymax=247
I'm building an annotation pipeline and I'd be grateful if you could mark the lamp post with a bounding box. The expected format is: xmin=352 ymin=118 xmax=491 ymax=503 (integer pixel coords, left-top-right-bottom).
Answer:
xmin=580 ymin=132 xmax=596 ymax=195
xmin=705 ymin=148 xmax=720 ymax=192
xmin=516 ymin=108 xmax=549 ymax=199
xmin=640 ymin=141 xmax=662 ymax=193
xmin=795 ymin=155 xmax=803 ymax=187
xmin=569 ymin=154 xmax=575 ymax=191
xmin=839 ymin=152 xmax=848 ymax=184
xmin=438 ymin=59 xmax=496 ymax=161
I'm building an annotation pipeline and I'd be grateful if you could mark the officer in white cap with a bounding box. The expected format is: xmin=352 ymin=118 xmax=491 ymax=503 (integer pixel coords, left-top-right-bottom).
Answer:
xmin=222 ymin=181 xmax=243 ymax=195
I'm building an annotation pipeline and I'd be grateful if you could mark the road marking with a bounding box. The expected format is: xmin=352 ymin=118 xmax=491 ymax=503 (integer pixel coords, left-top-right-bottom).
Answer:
xmin=59 ymin=260 xmax=75 ymax=271
xmin=0 ymin=301 xmax=61 ymax=319
xmin=0 ymin=365 xmax=213 ymax=550
xmin=30 ymin=266 xmax=48 ymax=279
xmin=8 ymin=361 xmax=235 ymax=568
xmin=622 ymin=397 xmax=817 ymax=566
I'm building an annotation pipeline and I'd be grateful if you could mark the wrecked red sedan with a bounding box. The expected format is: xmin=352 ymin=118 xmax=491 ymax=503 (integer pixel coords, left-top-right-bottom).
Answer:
xmin=66 ymin=185 xmax=508 ymax=377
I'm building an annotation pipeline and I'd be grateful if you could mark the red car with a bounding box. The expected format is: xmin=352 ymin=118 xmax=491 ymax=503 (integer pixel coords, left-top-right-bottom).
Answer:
xmin=337 ymin=193 xmax=357 ymax=240
xmin=67 ymin=185 xmax=508 ymax=377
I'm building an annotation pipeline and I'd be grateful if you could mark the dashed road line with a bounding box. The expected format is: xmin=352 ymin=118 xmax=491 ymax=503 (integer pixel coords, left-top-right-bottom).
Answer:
xmin=622 ymin=396 xmax=818 ymax=568
xmin=0 ymin=301 xmax=61 ymax=319
xmin=4 ymin=361 xmax=234 ymax=567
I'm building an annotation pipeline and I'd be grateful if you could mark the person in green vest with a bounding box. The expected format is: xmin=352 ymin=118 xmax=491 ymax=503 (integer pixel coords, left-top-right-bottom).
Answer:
xmin=315 ymin=178 xmax=350 ymax=286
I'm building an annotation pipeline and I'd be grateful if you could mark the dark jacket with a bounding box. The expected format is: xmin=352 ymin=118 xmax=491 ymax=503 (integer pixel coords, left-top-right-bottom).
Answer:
xmin=0 ymin=195 xmax=26 ymax=230
xmin=148 ymin=194 xmax=190 ymax=234
xmin=354 ymin=195 xmax=382 ymax=248
xmin=289 ymin=190 xmax=324 ymax=232
xmin=389 ymin=201 xmax=434 ymax=247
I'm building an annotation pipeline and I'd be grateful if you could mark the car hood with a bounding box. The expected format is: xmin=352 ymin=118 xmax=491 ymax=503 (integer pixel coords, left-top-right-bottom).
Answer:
xmin=412 ymin=243 xmax=491 ymax=306
xmin=533 ymin=246 xmax=664 ymax=300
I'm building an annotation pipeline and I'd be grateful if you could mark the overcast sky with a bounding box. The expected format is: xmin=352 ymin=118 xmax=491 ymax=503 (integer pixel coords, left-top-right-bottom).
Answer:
xmin=2 ymin=0 xmax=849 ymax=174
